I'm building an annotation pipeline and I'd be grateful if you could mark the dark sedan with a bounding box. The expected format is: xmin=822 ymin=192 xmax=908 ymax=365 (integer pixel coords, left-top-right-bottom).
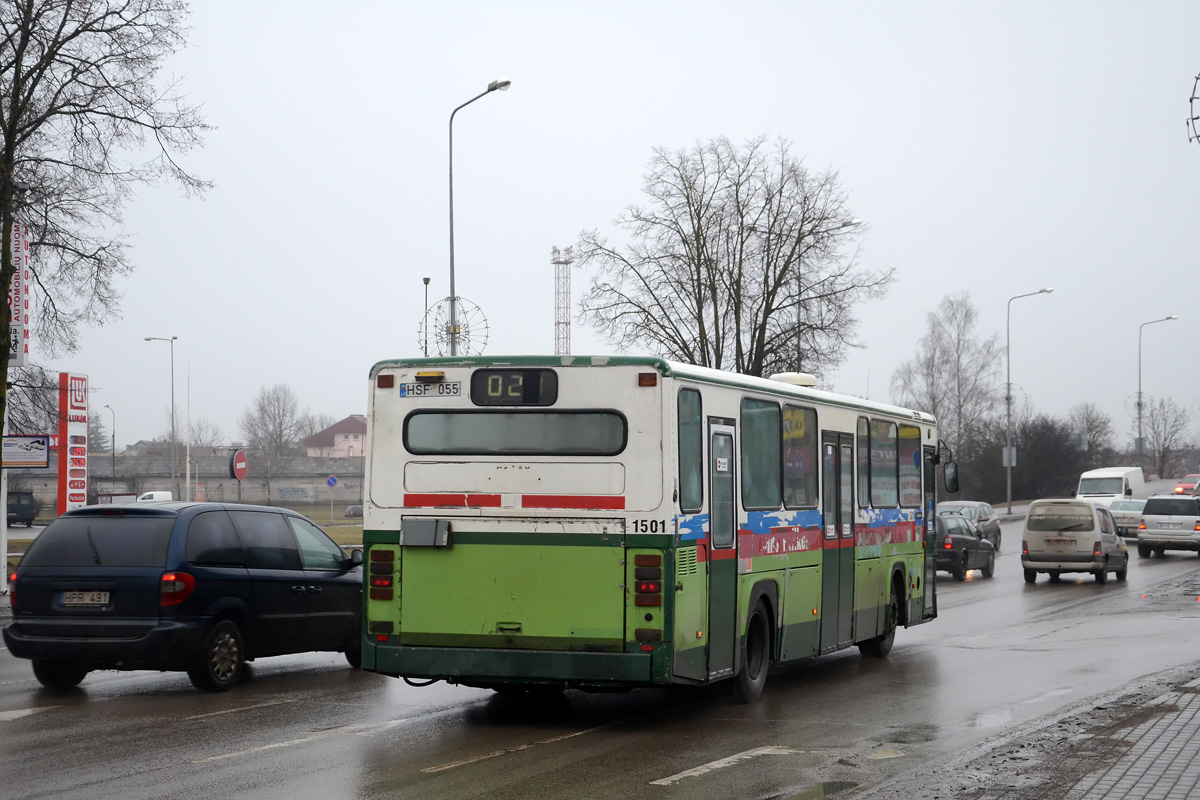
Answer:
xmin=937 ymin=500 xmax=1002 ymax=551
xmin=3 ymin=502 xmax=363 ymax=692
xmin=935 ymin=514 xmax=996 ymax=581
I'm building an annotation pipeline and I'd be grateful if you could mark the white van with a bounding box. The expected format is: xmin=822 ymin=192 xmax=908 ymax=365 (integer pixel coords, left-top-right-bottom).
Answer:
xmin=135 ymin=491 xmax=173 ymax=503
xmin=1021 ymin=499 xmax=1129 ymax=584
xmin=1074 ymin=467 xmax=1144 ymax=509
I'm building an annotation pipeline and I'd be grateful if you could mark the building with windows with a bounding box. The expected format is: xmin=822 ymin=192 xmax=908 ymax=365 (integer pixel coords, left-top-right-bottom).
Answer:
xmin=301 ymin=415 xmax=367 ymax=458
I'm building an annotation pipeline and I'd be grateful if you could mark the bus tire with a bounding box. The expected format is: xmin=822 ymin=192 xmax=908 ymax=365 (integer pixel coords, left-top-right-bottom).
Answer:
xmin=859 ymin=583 xmax=899 ymax=659
xmin=736 ymin=600 xmax=771 ymax=703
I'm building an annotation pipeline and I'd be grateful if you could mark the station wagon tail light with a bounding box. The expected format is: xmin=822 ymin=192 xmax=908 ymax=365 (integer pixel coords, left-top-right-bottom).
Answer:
xmin=160 ymin=572 xmax=196 ymax=607
xmin=8 ymin=572 xmax=15 ymax=609
xmin=943 ymin=540 xmax=953 ymax=549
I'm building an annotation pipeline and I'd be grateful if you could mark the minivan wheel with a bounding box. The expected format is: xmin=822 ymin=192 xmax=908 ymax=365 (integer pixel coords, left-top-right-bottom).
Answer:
xmin=1095 ymin=564 xmax=1108 ymax=585
xmin=188 ymin=620 xmax=244 ymax=692
xmin=1024 ymin=569 xmax=1037 ymax=584
xmin=31 ymin=659 xmax=88 ymax=690
xmin=1116 ymin=559 xmax=1128 ymax=581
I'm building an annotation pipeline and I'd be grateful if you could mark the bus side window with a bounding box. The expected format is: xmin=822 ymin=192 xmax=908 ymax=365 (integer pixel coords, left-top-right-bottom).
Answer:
xmin=678 ymin=388 xmax=703 ymax=513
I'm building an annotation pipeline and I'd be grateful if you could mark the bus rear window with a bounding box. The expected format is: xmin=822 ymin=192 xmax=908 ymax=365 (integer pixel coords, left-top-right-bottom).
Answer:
xmin=21 ymin=516 xmax=174 ymax=567
xmin=405 ymin=411 xmax=627 ymax=456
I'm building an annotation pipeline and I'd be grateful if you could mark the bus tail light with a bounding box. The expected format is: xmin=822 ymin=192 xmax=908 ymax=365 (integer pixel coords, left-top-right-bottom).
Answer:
xmin=638 ymin=373 xmax=658 ymax=387
xmin=634 ymin=594 xmax=661 ymax=606
xmin=160 ymin=572 xmax=196 ymax=607
xmin=377 ymin=374 xmax=395 ymax=388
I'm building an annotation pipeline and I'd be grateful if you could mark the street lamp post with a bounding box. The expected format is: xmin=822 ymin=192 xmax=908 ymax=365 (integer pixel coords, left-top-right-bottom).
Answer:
xmin=422 ymin=276 xmax=431 ymax=356
xmin=1005 ymin=288 xmax=1053 ymax=513
xmin=144 ymin=336 xmax=178 ymax=498
xmin=1137 ymin=315 xmax=1178 ymax=463
xmin=448 ymin=78 xmax=510 ymax=356
xmin=103 ymin=403 xmax=115 ymax=482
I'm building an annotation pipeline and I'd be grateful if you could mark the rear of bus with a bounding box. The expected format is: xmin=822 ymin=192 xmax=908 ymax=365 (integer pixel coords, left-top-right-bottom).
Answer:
xmin=360 ymin=357 xmax=672 ymax=690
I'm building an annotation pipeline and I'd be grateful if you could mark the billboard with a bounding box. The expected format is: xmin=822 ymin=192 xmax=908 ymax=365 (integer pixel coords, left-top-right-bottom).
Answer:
xmin=8 ymin=220 xmax=32 ymax=367
xmin=2 ymin=434 xmax=50 ymax=469
xmin=57 ymin=372 xmax=88 ymax=514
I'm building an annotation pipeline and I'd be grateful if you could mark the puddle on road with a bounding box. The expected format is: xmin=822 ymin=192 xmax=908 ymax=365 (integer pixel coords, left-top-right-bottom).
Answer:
xmin=758 ymin=781 xmax=859 ymax=799
xmin=973 ymin=709 xmax=1013 ymax=728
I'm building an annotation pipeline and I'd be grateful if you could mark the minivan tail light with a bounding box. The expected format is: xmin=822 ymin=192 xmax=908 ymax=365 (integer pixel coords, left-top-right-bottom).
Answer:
xmin=160 ymin=572 xmax=196 ymax=607
xmin=1093 ymin=542 xmax=1103 ymax=556
xmin=1022 ymin=540 xmax=1029 ymax=555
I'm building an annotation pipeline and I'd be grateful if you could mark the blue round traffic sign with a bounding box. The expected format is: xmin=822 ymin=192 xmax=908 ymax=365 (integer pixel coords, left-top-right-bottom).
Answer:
xmin=327 ymin=475 xmax=338 ymax=487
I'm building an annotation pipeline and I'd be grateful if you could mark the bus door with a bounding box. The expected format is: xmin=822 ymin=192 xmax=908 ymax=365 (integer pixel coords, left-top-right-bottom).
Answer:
xmin=707 ymin=417 xmax=737 ymax=681
xmin=922 ymin=444 xmax=938 ymax=620
xmin=820 ymin=432 xmax=855 ymax=652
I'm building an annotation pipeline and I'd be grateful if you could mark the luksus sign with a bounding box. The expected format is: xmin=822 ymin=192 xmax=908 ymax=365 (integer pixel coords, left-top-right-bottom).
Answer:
xmin=57 ymin=372 xmax=88 ymax=514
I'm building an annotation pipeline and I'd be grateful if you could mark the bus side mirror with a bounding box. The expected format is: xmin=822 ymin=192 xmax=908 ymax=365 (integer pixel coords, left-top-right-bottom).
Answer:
xmin=943 ymin=461 xmax=959 ymax=494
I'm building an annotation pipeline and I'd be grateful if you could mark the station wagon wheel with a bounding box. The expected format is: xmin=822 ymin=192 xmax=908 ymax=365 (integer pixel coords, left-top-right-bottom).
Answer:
xmin=1116 ymin=558 xmax=1128 ymax=581
xmin=954 ymin=551 xmax=968 ymax=582
xmin=1095 ymin=561 xmax=1108 ymax=585
xmin=188 ymin=620 xmax=244 ymax=692
xmin=982 ymin=550 xmax=995 ymax=579
xmin=736 ymin=600 xmax=771 ymax=703
xmin=31 ymin=659 xmax=88 ymax=690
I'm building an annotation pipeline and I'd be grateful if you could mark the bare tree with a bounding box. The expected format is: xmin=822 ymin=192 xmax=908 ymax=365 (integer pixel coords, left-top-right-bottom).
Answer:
xmin=1142 ymin=397 xmax=1191 ymax=478
xmin=890 ymin=292 xmax=1001 ymax=460
xmin=188 ymin=418 xmax=224 ymax=448
xmin=298 ymin=412 xmax=336 ymax=442
xmin=1069 ymin=402 xmax=1115 ymax=469
xmin=239 ymin=385 xmax=305 ymax=503
xmin=577 ymin=136 xmax=893 ymax=378
xmin=0 ymin=1 xmax=210 ymax=468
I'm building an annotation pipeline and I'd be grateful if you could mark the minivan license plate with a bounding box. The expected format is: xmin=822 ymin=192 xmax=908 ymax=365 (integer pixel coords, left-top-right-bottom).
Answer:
xmin=60 ymin=590 xmax=109 ymax=606
xmin=1046 ymin=538 xmax=1074 ymax=545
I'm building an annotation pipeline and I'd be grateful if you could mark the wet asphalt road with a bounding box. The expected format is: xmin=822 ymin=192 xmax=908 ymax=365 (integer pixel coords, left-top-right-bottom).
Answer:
xmin=2 ymin=516 xmax=1198 ymax=800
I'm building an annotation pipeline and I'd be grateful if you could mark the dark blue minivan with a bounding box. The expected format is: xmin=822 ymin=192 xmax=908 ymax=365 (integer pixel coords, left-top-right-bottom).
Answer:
xmin=3 ymin=502 xmax=363 ymax=692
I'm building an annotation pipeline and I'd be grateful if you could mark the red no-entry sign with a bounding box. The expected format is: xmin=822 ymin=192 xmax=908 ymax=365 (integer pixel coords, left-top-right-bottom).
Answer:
xmin=229 ymin=449 xmax=248 ymax=482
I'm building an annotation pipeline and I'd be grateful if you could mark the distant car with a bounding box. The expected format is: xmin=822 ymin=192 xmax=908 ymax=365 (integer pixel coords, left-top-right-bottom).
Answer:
xmin=1173 ymin=474 xmax=1200 ymax=495
xmin=1021 ymin=499 xmax=1128 ymax=584
xmin=344 ymin=504 xmax=363 ymax=518
xmin=2 ymin=502 xmax=364 ymax=692
xmin=936 ymin=501 xmax=1001 ymax=550
xmin=1136 ymin=494 xmax=1200 ymax=558
xmin=1108 ymin=498 xmax=1147 ymax=538
xmin=934 ymin=514 xmax=996 ymax=581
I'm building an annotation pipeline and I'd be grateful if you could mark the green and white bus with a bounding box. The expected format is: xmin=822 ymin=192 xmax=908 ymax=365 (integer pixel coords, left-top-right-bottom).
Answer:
xmin=360 ymin=356 xmax=957 ymax=702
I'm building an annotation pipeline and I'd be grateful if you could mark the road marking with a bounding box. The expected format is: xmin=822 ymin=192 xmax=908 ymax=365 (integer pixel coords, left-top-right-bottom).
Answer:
xmin=867 ymin=749 xmax=904 ymax=760
xmin=650 ymin=746 xmax=801 ymax=785
xmin=422 ymin=721 xmax=625 ymax=773
xmin=0 ymin=705 xmax=60 ymax=721
xmin=184 ymin=699 xmax=295 ymax=720
xmin=190 ymin=722 xmax=381 ymax=763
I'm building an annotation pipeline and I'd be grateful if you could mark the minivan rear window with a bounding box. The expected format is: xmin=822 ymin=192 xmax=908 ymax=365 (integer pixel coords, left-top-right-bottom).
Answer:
xmin=1143 ymin=498 xmax=1200 ymax=516
xmin=1027 ymin=505 xmax=1095 ymax=532
xmin=20 ymin=516 xmax=174 ymax=567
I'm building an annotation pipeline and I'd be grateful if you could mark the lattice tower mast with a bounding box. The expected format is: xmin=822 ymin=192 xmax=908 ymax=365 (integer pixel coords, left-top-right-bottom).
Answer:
xmin=551 ymin=246 xmax=574 ymax=355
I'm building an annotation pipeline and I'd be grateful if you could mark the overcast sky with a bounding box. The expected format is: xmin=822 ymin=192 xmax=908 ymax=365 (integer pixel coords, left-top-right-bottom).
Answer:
xmin=45 ymin=1 xmax=1200 ymax=452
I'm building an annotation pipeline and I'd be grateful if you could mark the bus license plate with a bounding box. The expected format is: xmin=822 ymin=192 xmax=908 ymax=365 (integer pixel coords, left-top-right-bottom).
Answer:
xmin=60 ymin=590 xmax=110 ymax=606
xmin=398 ymin=382 xmax=461 ymax=398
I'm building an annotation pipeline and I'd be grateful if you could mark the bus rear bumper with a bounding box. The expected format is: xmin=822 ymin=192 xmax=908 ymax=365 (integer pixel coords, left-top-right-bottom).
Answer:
xmin=369 ymin=644 xmax=656 ymax=686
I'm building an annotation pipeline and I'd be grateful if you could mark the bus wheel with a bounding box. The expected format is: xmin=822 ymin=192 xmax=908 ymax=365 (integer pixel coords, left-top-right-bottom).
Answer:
xmin=859 ymin=586 xmax=898 ymax=659
xmin=736 ymin=600 xmax=771 ymax=703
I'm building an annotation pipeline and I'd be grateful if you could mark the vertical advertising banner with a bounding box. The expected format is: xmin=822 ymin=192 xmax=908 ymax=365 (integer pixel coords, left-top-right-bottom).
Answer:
xmin=57 ymin=372 xmax=89 ymax=514
xmin=8 ymin=220 xmax=32 ymax=367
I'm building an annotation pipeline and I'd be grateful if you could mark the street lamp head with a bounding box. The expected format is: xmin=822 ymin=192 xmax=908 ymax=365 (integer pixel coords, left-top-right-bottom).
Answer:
xmin=1166 ymin=314 xmax=1178 ymax=320
xmin=488 ymin=79 xmax=512 ymax=92
xmin=1041 ymin=287 xmax=1054 ymax=294
xmin=842 ymin=218 xmax=863 ymax=228
xmin=144 ymin=336 xmax=152 ymax=341
xmin=423 ymin=276 xmax=430 ymax=286
xmin=103 ymin=403 xmax=111 ymax=410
